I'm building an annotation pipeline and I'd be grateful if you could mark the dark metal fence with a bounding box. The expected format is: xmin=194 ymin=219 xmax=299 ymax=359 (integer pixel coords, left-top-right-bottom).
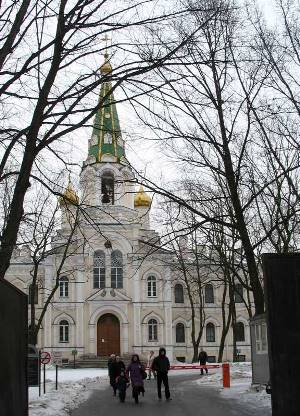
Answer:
xmin=0 ymin=279 xmax=28 ymax=416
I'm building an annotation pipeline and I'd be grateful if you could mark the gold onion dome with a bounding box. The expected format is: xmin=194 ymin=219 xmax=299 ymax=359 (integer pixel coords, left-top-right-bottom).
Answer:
xmin=60 ymin=182 xmax=79 ymax=205
xmin=134 ymin=185 xmax=152 ymax=208
xmin=100 ymin=53 xmax=112 ymax=74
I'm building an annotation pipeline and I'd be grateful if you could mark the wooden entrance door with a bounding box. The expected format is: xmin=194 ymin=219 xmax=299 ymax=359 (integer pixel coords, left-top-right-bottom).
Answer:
xmin=97 ymin=314 xmax=120 ymax=356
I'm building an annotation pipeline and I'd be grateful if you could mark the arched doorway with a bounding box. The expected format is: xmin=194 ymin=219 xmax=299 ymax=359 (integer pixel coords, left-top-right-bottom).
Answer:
xmin=97 ymin=314 xmax=120 ymax=356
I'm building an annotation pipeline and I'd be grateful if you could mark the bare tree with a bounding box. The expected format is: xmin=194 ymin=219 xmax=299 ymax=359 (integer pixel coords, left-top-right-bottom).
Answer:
xmin=129 ymin=0 xmax=266 ymax=314
xmin=0 ymin=0 xmax=205 ymax=279
xmin=14 ymin=181 xmax=83 ymax=345
xmin=170 ymin=229 xmax=207 ymax=362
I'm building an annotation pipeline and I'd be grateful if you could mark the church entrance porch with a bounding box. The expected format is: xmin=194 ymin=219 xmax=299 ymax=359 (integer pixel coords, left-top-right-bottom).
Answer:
xmin=97 ymin=313 xmax=120 ymax=356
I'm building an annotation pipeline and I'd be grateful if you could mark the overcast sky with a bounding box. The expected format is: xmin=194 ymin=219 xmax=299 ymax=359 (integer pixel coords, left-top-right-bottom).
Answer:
xmin=67 ymin=0 xmax=282 ymax=193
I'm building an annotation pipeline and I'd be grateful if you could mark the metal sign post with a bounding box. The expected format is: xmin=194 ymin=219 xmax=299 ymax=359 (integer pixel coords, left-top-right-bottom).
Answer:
xmin=40 ymin=351 xmax=51 ymax=395
xmin=38 ymin=351 xmax=41 ymax=397
xmin=52 ymin=351 xmax=63 ymax=390
xmin=43 ymin=364 xmax=46 ymax=394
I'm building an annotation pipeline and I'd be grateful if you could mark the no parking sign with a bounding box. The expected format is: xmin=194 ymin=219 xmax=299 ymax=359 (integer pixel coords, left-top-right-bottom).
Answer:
xmin=40 ymin=351 xmax=51 ymax=365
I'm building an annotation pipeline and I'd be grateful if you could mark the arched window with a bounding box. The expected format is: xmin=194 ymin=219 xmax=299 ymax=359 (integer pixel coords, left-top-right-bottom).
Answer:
xmin=111 ymin=250 xmax=123 ymax=289
xmin=93 ymin=250 xmax=105 ymax=289
xmin=59 ymin=277 xmax=69 ymax=297
xmin=234 ymin=284 xmax=243 ymax=303
xmin=28 ymin=284 xmax=38 ymax=304
xmin=206 ymin=323 xmax=215 ymax=342
xmin=235 ymin=322 xmax=245 ymax=342
xmin=175 ymin=284 xmax=184 ymax=303
xmin=148 ymin=319 xmax=158 ymax=341
xmin=147 ymin=276 xmax=157 ymax=297
xmin=176 ymin=323 xmax=185 ymax=343
xmin=59 ymin=320 xmax=69 ymax=343
xmin=101 ymin=171 xmax=114 ymax=204
xmin=205 ymin=284 xmax=214 ymax=304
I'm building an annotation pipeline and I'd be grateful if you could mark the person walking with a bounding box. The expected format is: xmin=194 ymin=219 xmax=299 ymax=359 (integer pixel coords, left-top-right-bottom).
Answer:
xmin=198 ymin=349 xmax=208 ymax=375
xmin=110 ymin=355 xmax=125 ymax=396
xmin=116 ymin=369 xmax=130 ymax=403
xmin=108 ymin=354 xmax=117 ymax=396
xmin=108 ymin=353 xmax=116 ymax=372
xmin=147 ymin=350 xmax=156 ymax=380
xmin=151 ymin=347 xmax=171 ymax=401
xmin=110 ymin=355 xmax=126 ymax=383
xmin=126 ymin=354 xmax=146 ymax=404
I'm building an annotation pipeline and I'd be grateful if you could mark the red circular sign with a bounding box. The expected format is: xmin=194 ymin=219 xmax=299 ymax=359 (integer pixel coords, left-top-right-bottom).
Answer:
xmin=40 ymin=351 xmax=51 ymax=364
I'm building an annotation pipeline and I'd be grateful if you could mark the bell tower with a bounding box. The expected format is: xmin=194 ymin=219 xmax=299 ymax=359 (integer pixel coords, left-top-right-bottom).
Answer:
xmin=88 ymin=52 xmax=125 ymax=164
xmin=80 ymin=53 xmax=135 ymax=210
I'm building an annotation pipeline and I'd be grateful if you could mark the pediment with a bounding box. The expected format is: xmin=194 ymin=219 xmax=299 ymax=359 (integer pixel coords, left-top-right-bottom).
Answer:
xmin=86 ymin=288 xmax=132 ymax=302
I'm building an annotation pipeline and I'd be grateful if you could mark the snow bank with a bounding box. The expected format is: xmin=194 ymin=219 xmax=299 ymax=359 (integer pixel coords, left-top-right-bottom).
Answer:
xmin=196 ymin=362 xmax=271 ymax=411
xmin=220 ymin=363 xmax=271 ymax=410
xmin=46 ymin=367 xmax=108 ymax=382
xmin=29 ymin=369 xmax=109 ymax=416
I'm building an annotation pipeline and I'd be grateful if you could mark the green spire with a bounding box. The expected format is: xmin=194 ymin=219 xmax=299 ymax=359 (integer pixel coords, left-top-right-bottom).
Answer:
xmin=89 ymin=55 xmax=125 ymax=162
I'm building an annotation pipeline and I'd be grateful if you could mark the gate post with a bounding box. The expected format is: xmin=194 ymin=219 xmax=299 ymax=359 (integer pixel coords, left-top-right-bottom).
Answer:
xmin=263 ymin=253 xmax=300 ymax=416
xmin=222 ymin=363 xmax=230 ymax=388
xmin=0 ymin=280 xmax=28 ymax=415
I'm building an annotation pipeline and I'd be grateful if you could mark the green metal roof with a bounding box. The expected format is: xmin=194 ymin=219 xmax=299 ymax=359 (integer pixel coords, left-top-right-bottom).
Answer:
xmin=89 ymin=79 xmax=125 ymax=162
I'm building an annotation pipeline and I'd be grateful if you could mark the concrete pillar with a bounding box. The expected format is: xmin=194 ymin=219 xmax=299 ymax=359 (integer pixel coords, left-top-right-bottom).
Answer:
xmin=43 ymin=264 xmax=53 ymax=348
xmin=133 ymin=304 xmax=142 ymax=353
xmin=164 ymin=268 xmax=173 ymax=361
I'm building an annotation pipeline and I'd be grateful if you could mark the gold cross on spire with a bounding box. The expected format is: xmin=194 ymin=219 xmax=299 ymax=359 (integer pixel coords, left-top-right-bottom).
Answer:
xmin=102 ymin=33 xmax=111 ymax=56
xmin=100 ymin=34 xmax=112 ymax=74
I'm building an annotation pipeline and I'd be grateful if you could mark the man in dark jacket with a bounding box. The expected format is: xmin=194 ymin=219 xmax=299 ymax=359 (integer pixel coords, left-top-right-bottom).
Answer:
xmin=151 ymin=347 xmax=171 ymax=400
xmin=110 ymin=356 xmax=125 ymax=395
xmin=198 ymin=349 xmax=208 ymax=375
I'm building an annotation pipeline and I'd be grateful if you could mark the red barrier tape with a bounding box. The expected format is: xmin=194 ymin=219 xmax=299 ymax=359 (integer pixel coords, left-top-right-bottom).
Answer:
xmin=145 ymin=363 xmax=230 ymax=388
xmin=169 ymin=364 xmax=221 ymax=370
xmin=145 ymin=364 xmax=221 ymax=370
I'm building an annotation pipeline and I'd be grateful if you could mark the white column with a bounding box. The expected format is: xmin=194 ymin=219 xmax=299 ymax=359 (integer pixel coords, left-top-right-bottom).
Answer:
xmin=89 ymin=323 xmax=96 ymax=354
xmin=122 ymin=322 xmax=129 ymax=354
xmin=76 ymin=270 xmax=85 ymax=349
xmin=133 ymin=304 xmax=142 ymax=353
xmin=164 ymin=267 xmax=173 ymax=361
xmin=81 ymin=306 xmax=85 ymax=354
xmin=43 ymin=263 xmax=54 ymax=349
xmin=132 ymin=260 xmax=142 ymax=352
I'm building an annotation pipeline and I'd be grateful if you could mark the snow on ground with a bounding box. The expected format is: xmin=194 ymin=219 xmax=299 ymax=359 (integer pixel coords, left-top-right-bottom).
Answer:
xmin=196 ymin=362 xmax=271 ymax=411
xmin=29 ymin=368 xmax=108 ymax=416
xmin=47 ymin=367 xmax=108 ymax=383
xmin=29 ymin=362 xmax=271 ymax=415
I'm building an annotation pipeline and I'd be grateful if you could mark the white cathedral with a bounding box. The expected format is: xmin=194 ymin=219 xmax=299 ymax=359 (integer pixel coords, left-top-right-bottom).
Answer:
xmin=6 ymin=55 xmax=251 ymax=364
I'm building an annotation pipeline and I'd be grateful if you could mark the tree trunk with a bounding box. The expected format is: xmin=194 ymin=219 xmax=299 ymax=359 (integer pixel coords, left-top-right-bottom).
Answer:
xmin=0 ymin=0 xmax=66 ymax=279
xmin=218 ymin=278 xmax=232 ymax=362
xmin=210 ymin=53 xmax=265 ymax=315
xmin=192 ymin=344 xmax=200 ymax=363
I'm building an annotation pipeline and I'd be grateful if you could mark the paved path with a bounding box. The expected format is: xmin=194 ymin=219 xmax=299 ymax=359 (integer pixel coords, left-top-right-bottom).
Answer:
xmin=70 ymin=373 xmax=270 ymax=416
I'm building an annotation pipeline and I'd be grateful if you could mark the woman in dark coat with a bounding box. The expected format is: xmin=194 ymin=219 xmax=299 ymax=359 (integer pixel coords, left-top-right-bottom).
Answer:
xmin=110 ymin=355 xmax=126 ymax=388
xmin=126 ymin=354 xmax=145 ymax=404
xmin=108 ymin=354 xmax=117 ymax=395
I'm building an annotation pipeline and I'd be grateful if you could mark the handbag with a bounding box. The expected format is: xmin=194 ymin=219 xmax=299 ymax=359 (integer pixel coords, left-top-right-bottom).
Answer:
xmin=141 ymin=367 xmax=147 ymax=380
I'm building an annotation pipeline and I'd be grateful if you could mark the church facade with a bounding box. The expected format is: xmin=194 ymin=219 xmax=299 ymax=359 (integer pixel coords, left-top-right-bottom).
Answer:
xmin=5 ymin=56 xmax=251 ymax=364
